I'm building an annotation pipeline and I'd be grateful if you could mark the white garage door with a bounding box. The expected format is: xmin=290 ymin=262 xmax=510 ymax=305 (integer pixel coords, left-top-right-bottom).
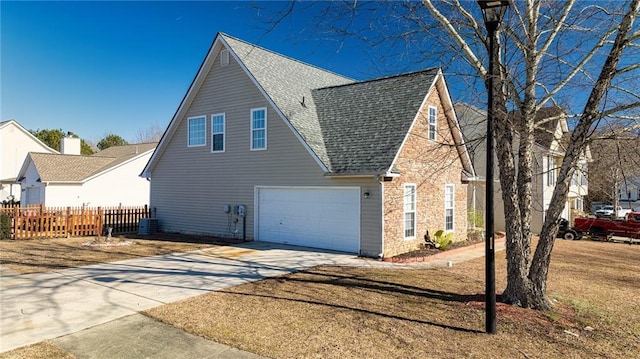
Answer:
xmin=256 ymin=187 xmax=360 ymax=253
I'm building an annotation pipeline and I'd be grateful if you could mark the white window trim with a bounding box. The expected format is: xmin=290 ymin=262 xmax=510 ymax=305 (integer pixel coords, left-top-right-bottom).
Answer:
xmin=251 ymin=107 xmax=267 ymax=151
xmin=187 ymin=115 xmax=206 ymax=147
xmin=404 ymin=183 xmax=417 ymax=239
xmin=428 ymin=105 xmax=437 ymax=141
xmin=444 ymin=184 xmax=455 ymax=232
xmin=211 ymin=113 xmax=225 ymax=153
xmin=546 ymin=156 xmax=555 ymax=186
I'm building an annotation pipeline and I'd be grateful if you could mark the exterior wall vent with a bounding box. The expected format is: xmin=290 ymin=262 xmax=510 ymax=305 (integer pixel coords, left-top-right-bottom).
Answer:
xmin=220 ymin=49 xmax=229 ymax=66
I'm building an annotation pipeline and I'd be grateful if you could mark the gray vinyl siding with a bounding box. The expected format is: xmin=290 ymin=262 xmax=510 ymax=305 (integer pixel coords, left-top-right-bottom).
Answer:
xmin=149 ymin=49 xmax=382 ymax=256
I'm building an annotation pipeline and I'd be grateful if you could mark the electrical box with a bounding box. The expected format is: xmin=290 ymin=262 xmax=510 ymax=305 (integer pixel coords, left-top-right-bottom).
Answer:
xmin=234 ymin=204 xmax=247 ymax=217
xmin=223 ymin=204 xmax=231 ymax=213
xmin=238 ymin=204 xmax=246 ymax=217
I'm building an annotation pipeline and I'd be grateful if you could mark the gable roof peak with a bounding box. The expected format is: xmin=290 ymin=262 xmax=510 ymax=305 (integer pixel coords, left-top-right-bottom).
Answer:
xmin=219 ymin=32 xmax=355 ymax=82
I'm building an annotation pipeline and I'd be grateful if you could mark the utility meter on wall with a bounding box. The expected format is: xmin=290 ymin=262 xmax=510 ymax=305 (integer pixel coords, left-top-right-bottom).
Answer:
xmin=234 ymin=205 xmax=247 ymax=217
xmin=237 ymin=204 xmax=246 ymax=217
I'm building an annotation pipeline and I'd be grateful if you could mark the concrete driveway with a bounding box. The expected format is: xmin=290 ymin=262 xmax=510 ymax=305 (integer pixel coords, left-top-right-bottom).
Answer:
xmin=0 ymin=239 xmax=502 ymax=356
xmin=0 ymin=242 xmax=363 ymax=353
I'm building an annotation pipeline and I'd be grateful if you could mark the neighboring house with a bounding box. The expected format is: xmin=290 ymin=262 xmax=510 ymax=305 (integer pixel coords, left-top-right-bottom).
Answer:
xmin=141 ymin=33 xmax=475 ymax=258
xmin=619 ymin=178 xmax=640 ymax=211
xmin=0 ymin=120 xmax=58 ymax=202
xmin=456 ymin=103 xmax=590 ymax=234
xmin=18 ymin=138 xmax=157 ymax=207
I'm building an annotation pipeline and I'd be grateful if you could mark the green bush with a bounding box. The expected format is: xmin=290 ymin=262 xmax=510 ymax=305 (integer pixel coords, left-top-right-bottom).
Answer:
xmin=0 ymin=213 xmax=11 ymax=239
xmin=433 ymin=230 xmax=453 ymax=251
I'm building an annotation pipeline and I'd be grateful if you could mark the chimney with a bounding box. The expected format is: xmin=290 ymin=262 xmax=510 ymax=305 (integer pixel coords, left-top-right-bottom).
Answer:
xmin=61 ymin=135 xmax=81 ymax=155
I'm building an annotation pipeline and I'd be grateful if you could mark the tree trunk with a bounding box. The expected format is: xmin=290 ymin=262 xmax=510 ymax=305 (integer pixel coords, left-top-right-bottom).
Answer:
xmin=491 ymin=77 xmax=534 ymax=306
xmin=529 ymin=0 xmax=640 ymax=310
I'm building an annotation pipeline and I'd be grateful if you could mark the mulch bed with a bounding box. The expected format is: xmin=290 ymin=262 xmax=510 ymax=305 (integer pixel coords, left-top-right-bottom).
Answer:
xmin=385 ymin=231 xmax=486 ymax=263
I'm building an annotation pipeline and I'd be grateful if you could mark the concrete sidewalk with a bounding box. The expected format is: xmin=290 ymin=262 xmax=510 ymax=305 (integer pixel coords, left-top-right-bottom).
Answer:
xmin=1 ymin=240 xmax=504 ymax=357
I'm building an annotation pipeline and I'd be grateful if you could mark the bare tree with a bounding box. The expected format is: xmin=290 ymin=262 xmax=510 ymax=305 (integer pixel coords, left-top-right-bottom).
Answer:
xmin=134 ymin=122 xmax=165 ymax=143
xmin=587 ymin=126 xmax=640 ymax=209
xmin=263 ymin=0 xmax=640 ymax=310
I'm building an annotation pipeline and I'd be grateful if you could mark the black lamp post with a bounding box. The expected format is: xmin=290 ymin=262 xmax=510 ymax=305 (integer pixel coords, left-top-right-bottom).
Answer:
xmin=478 ymin=0 xmax=509 ymax=335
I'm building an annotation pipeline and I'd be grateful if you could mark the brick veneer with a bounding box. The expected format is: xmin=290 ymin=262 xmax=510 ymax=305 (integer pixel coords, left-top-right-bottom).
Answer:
xmin=382 ymin=88 xmax=468 ymax=258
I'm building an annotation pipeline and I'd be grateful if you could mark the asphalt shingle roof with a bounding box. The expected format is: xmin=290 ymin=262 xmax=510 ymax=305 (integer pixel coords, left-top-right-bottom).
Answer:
xmin=222 ymin=34 xmax=354 ymax=169
xmin=313 ymin=69 xmax=439 ymax=173
xmin=532 ymin=106 xmax=565 ymax=149
xmin=222 ymin=34 xmax=445 ymax=175
xmin=30 ymin=154 xmax=115 ymax=182
xmin=30 ymin=143 xmax=157 ymax=182
xmin=456 ymin=103 xmax=566 ymax=151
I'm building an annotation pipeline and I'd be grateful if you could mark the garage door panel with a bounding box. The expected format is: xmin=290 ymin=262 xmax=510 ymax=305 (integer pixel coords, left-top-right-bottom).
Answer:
xmin=257 ymin=187 xmax=360 ymax=253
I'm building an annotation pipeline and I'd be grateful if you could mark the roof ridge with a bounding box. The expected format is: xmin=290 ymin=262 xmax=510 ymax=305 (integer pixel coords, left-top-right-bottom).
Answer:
xmin=314 ymin=67 xmax=440 ymax=91
xmin=33 ymin=152 xmax=111 ymax=159
xmin=220 ymin=32 xmax=355 ymax=82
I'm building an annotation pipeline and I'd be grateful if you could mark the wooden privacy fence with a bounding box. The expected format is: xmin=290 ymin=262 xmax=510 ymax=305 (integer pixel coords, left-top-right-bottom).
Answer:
xmin=0 ymin=204 xmax=151 ymax=240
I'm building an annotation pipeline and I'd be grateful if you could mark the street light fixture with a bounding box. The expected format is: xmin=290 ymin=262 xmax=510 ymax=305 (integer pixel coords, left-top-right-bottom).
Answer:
xmin=477 ymin=0 xmax=509 ymax=335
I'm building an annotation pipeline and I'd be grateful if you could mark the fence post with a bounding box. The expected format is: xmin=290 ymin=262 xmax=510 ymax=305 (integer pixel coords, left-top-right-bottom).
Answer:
xmin=97 ymin=207 xmax=103 ymax=237
xmin=12 ymin=206 xmax=18 ymax=240
xmin=66 ymin=207 xmax=72 ymax=238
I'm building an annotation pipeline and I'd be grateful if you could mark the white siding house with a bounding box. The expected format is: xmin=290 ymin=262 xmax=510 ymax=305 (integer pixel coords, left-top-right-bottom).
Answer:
xmin=18 ymin=142 xmax=157 ymax=207
xmin=0 ymin=120 xmax=58 ymax=202
xmin=456 ymin=103 xmax=591 ymax=234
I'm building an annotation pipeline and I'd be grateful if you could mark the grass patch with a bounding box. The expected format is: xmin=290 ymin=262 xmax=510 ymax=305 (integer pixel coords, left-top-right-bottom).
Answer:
xmin=145 ymin=239 xmax=640 ymax=359
xmin=0 ymin=342 xmax=75 ymax=359
xmin=0 ymin=234 xmax=224 ymax=274
xmin=2 ymin=235 xmax=638 ymax=358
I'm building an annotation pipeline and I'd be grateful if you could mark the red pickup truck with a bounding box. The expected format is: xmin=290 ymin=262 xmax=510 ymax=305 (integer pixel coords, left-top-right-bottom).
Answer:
xmin=574 ymin=212 xmax=640 ymax=239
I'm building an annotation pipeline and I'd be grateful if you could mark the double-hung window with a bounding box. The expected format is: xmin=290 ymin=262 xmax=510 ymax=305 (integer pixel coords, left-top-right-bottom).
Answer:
xmin=444 ymin=184 xmax=454 ymax=231
xmin=251 ymin=108 xmax=267 ymax=150
xmin=188 ymin=116 xmax=206 ymax=147
xmin=428 ymin=106 xmax=437 ymax=141
xmin=574 ymin=197 xmax=583 ymax=212
xmin=546 ymin=156 xmax=555 ymax=186
xmin=404 ymin=184 xmax=416 ymax=238
xmin=211 ymin=113 xmax=225 ymax=152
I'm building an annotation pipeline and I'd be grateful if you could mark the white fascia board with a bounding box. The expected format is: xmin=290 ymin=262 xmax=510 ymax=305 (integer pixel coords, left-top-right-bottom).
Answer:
xmin=387 ymin=70 xmax=475 ymax=177
xmin=16 ymin=153 xmax=34 ymax=181
xmin=88 ymin=150 xmax=155 ymax=182
xmin=435 ymin=71 xmax=477 ymax=177
xmin=387 ymin=73 xmax=438 ymax=174
xmin=2 ymin=120 xmax=59 ymax=154
xmin=219 ymin=37 xmax=330 ymax=173
xmin=141 ymin=35 xmax=221 ymax=178
xmin=141 ymin=33 xmax=330 ymax=178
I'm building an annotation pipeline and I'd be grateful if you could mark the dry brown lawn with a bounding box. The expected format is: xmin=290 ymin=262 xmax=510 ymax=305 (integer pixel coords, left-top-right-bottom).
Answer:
xmin=0 ymin=233 xmax=226 ymax=274
xmin=1 ymin=236 xmax=638 ymax=358
xmin=144 ymin=239 xmax=640 ymax=359
xmin=0 ymin=342 xmax=75 ymax=359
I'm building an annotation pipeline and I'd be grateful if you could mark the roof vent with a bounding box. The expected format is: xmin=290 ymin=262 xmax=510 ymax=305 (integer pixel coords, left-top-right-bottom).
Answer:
xmin=220 ymin=49 xmax=229 ymax=66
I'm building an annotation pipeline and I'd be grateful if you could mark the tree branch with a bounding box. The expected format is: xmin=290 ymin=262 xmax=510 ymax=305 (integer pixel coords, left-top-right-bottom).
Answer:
xmin=422 ymin=0 xmax=486 ymax=77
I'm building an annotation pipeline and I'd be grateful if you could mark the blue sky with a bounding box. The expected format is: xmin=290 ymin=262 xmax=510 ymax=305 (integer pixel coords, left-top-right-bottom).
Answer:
xmin=2 ymin=1 xmax=401 ymax=144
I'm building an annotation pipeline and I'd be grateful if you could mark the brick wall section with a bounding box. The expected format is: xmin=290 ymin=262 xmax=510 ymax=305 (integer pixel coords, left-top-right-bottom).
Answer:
xmin=383 ymin=87 xmax=468 ymax=258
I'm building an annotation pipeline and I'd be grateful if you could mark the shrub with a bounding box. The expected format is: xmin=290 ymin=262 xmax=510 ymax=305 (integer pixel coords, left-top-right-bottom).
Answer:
xmin=0 ymin=213 xmax=11 ymax=239
xmin=433 ymin=230 xmax=453 ymax=251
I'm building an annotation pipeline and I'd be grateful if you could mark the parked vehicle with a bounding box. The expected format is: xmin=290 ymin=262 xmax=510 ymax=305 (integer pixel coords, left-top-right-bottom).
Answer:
xmin=574 ymin=212 xmax=640 ymax=239
xmin=594 ymin=205 xmax=632 ymax=219
xmin=557 ymin=218 xmax=583 ymax=240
